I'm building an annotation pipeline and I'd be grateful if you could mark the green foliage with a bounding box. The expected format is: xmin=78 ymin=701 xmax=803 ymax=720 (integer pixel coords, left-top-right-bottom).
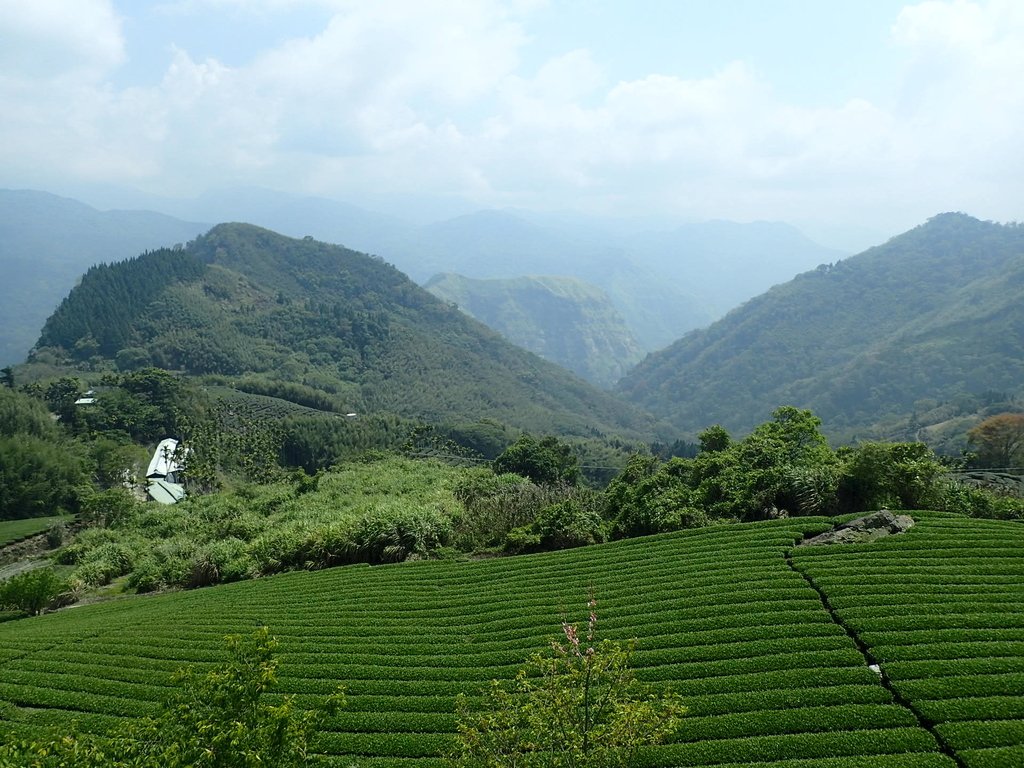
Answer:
xmin=792 ymin=512 xmax=1024 ymax=765
xmin=607 ymin=408 xmax=841 ymax=529
xmin=35 ymin=223 xmax=662 ymax=443
xmin=504 ymin=498 xmax=605 ymax=554
xmin=130 ymin=627 xmax=339 ymax=767
xmin=0 ymin=568 xmax=67 ymax=616
xmin=452 ymin=469 xmax=607 ymax=552
xmin=0 ymin=387 xmax=60 ymax=440
xmin=493 ymin=434 xmax=580 ymax=486
xmin=967 ymin=411 xmax=1024 ymax=467
xmin=2 ymin=514 xmax=1018 ymax=764
xmin=424 ymin=273 xmax=646 ymax=388
xmin=836 ymin=442 xmax=947 ymax=511
xmin=37 ymin=247 xmax=207 ymax=359
xmin=454 ymin=597 xmax=685 ymax=768
xmin=56 ymin=456 xmax=467 ymax=591
xmin=605 ymin=453 xmax=708 ymax=537
xmin=0 ymin=434 xmax=85 ymax=520
xmin=0 ymin=386 xmax=85 ymax=521
xmin=78 ymin=486 xmax=143 ymax=529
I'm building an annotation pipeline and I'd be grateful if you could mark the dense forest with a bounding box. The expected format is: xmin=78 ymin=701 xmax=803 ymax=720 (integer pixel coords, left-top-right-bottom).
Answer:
xmin=0 ymin=190 xmax=207 ymax=367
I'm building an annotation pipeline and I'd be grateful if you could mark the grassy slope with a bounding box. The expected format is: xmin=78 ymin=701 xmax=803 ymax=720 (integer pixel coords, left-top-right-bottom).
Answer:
xmin=0 ymin=516 xmax=69 ymax=547
xmin=1 ymin=514 xmax=1021 ymax=765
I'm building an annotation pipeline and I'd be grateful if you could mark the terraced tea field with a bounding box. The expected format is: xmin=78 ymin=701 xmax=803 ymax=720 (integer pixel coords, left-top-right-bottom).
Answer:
xmin=0 ymin=516 xmax=69 ymax=548
xmin=0 ymin=513 xmax=1021 ymax=766
xmin=791 ymin=511 xmax=1024 ymax=768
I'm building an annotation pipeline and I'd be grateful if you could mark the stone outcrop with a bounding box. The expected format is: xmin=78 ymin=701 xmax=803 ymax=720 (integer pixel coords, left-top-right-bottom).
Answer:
xmin=799 ymin=510 xmax=915 ymax=547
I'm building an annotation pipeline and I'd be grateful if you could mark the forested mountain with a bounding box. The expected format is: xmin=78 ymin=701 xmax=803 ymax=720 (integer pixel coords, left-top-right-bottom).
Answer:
xmin=8 ymin=188 xmax=844 ymax=358
xmin=617 ymin=213 xmax=1024 ymax=440
xmin=377 ymin=211 xmax=842 ymax=351
xmin=424 ymin=273 xmax=644 ymax=387
xmin=382 ymin=210 xmax=712 ymax=351
xmin=0 ymin=189 xmax=207 ymax=367
xmin=34 ymin=223 xmax=664 ymax=441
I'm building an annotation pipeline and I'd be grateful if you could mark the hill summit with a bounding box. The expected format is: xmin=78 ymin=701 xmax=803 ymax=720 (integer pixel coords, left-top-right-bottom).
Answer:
xmin=34 ymin=223 xmax=663 ymax=440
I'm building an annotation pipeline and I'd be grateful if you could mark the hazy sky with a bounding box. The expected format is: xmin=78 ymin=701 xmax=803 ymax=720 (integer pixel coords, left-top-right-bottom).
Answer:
xmin=1 ymin=0 xmax=1022 ymax=247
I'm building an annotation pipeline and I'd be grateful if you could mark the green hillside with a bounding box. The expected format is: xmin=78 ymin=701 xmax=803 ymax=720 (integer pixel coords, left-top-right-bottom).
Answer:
xmin=32 ymin=223 xmax=664 ymax=442
xmin=424 ymin=273 xmax=645 ymax=387
xmin=0 ymin=189 xmax=208 ymax=367
xmin=2 ymin=512 xmax=1021 ymax=765
xmin=617 ymin=213 xmax=1024 ymax=439
xmin=377 ymin=210 xmax=714 ymax=351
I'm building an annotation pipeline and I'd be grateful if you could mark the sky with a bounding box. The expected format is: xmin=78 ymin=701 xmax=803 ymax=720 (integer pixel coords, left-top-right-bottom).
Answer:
xmin=1 ymin=0 xmax=1022 ymax=249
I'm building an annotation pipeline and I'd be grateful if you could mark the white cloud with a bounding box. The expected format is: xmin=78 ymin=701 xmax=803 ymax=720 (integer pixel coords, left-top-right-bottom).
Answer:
xmin=0 ymin=0 xmax=125 ymax=81
xmin=1 ymin=0 xmax=1023 ymax=234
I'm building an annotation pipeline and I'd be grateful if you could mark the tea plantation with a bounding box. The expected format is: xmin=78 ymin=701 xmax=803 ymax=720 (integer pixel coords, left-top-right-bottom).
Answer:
xmin=1 ymin=513 xmax=1021 ymax=767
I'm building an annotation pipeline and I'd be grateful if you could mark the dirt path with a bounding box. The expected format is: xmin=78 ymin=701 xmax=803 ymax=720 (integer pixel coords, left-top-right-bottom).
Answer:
xmin=0 ymin=555 xmax=48 ymax=581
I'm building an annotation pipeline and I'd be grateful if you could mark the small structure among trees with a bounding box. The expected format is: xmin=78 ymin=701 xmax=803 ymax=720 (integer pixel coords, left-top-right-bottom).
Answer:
xmin=146 ymin=438 xmax=187 ymax=504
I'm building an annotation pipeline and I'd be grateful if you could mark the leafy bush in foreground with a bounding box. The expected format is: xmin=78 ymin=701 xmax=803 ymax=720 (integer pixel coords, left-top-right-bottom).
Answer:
xmin=455 ymin=597 xmax=684 ymax=768
xmin=0 ymin=568 xmax=68 ymax=616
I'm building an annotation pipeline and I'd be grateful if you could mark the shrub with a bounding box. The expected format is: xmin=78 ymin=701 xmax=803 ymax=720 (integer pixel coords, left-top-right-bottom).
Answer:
xmin=0 ymin=627 xmax=344 ymax=767
xmin=72 ymin=541 xmax=138 ymax=586
xmin=837 ymin=442 xmax=946 ymax=511
xmin=0 ymin=568 xmax=68 ymax=616
xmin=454 ymin=596 xmax=684 ymax=768
xmin=505 ymin=499 xmax=604 ymax=554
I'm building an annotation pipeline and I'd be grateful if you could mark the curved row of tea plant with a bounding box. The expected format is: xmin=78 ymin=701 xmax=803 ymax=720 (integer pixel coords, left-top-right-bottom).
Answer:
xmin=790 ymin=511 xmax=1024 ymax=768
xmin=4 ymin=515 xmax=1013 ymax=766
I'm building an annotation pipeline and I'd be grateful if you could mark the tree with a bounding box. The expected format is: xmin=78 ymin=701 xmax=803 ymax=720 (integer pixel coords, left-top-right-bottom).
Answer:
xmin=837 ymin=442 xmax=946 ymax=512
xmin=967 ymin=412 xmax=1024 ymax=468
xmin=697 ymin=424 xmax=730 ymax=453
xmin=493 ymin=434 xmax=580 ymax=486
xmin=454 ymin=596 xmax=684 ymax=768
xmin=0 ymin=568 xmax=67 ymax=616
xmin=0 ymin=434 xmax=85 ymax=520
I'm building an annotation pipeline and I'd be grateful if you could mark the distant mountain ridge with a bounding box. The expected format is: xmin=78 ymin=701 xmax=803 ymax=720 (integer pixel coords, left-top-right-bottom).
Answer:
xmin=0 ymin=189 xmax=208 ymax=366
xmin=617 ymin=213 xmax=1024 ymax=439
xmin=34 ymin=223 xmax=665 ymax=441
xmin=3 ymin=187 xmax=845 ymax=364
xmin=424 ymin=273 xmax=645 ymax=387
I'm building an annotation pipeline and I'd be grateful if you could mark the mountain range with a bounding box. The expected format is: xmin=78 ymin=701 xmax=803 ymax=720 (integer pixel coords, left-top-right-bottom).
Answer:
xmin=0 ymin=189 xmax=208 ymax=366
xmin=618 ymin=213 xmax=1024 ymax=441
